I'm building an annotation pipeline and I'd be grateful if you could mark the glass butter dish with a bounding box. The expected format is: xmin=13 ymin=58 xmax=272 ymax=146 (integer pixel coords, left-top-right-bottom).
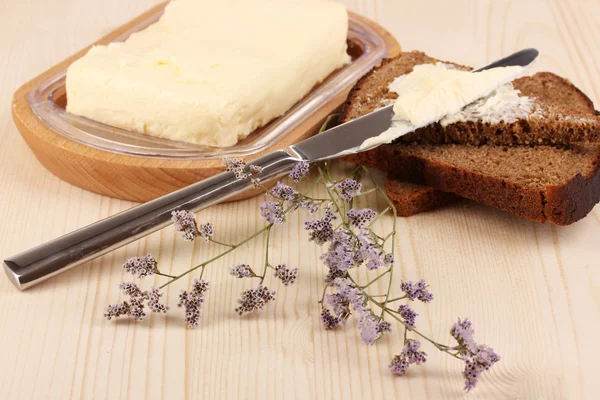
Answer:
xmin=26 ymin=7 xmax=399 ymax=160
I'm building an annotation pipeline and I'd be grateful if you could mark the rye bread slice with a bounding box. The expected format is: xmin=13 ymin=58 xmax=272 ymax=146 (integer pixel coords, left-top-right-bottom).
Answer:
xmin=341 ymin=52 xmax=600 ymax=225
xmin=341 ymin=52 xmax=600 ymax=146
xmin=385 ymin=176 xmax=460 ymax=217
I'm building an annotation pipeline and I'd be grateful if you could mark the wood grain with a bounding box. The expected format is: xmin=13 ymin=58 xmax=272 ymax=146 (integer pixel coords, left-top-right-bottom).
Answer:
xmin=0 ymin=1 xmax=599 ymax=399
xmin=11 ymin=2 xmax=400 ymax=203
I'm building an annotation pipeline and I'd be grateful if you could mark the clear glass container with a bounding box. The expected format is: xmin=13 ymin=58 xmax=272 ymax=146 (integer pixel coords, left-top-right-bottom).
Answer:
xmin=27 ymin=9 xmax=392 ymax=159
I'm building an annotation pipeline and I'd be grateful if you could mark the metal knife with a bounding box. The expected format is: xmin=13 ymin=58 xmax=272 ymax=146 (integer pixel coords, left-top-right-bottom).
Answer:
xmin=4 ymin=48 xmax=538 ymax=290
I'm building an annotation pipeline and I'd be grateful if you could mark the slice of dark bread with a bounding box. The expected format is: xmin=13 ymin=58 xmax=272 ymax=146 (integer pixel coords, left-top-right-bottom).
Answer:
xmin=341 ymin=52 xmax=600 ymax=146
xmin=385 ymin=176 xmax=460 ymax=216
xmin=342 ymin=52 xmax=600 ymax=225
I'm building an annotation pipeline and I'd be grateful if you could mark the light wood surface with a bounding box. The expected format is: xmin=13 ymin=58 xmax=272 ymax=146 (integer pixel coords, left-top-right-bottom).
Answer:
xmin=11 ymin=3 xmax=399 ymax=203
xmin=1 ymin=1 xmax=599 ymax=399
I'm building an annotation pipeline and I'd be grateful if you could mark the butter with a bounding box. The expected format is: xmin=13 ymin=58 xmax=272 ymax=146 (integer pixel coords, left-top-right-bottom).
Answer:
xmin=360 ymin=63 xmax=526 ymax=149
xmin=66 ymin=0 xmax=350 ymax=147
xmin=440 ymin=84 xmax=534 ymax=126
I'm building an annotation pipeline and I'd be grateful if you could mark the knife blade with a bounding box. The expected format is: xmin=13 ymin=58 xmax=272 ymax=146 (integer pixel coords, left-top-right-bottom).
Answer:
xmin=292 ymin=48 xmax=539 ymax=161
xmin=4 ymin=48 xmax=538 ymax=290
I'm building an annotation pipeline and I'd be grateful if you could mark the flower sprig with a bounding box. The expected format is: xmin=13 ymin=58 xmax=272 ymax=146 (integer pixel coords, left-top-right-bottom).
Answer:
xmin=104 ymin=157 xmax=499 ymax=392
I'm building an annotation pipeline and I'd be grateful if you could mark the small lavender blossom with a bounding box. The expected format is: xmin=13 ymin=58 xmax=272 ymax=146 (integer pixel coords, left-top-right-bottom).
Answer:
xmin=119 ymin=281 xmax=144 ymax=297
xmin=274 ymin=264 xmax=298 ymax=286
xmin=298 ymin=198 xmax=319 ymax=214
xmin=450 ymin=318 xmax=477 ymax=355
xmin=106 ymin=282 xmax=156 ymax=322
xmin=322 ymin=229 xmax=357 ymax=271
xmin=346 ymin=208 xmax=377 ymax=228
xmin=122 ymin=254 xmax=158 ymax=279
xmin=248 ymin=164 xmax=263 ymax=189
xmin=335 ymin=178 xmax=362 ymax=201
xmin=260 ymin=201 xmax=286 ymax=225
xmin=230 ymin=263 xmax=254 ymax=278
xmin=389 ymin=355 xmax=410 ymax=376
xmin=389 ymin=340 xmax=427 ymax=376
xmin=324 ymin=267 xmax=345 ymax=284
xmin=198 ymin=222 xmax=214 ymax=242
xmin=355 ymin=232 xmax=384 ymax=270
xmin=402 ymin=340 xmax=427 ymax=365
xmin=178 ymin=279 xmax=210 ymax=329
xmin=222 ymin=157 xmax=247 ymax=179
xmin=326 ymin=293 xmax=350 ymax=321
xmin=305 ymin=207 xmax=336 ymax=245
xmin=463 ymin=345 xmax=500 ymax=392
xmin=171 ymin=210 xmax=199 ymax=241
xmin=271 ymin=182 xmax=297 ymax=201
xmin=146 ymin=287 xmax=169 ymax=314
xmin=235 ymin=285 xmax=276 ymax=315
xmin=289 ymin=161 xmax=309 ymax=183
xmin=400 ymin=279 xmax=434 ymax=303
xmin=398 ymin=304 xmax=418 ymax=328
xmin=320 ymin=309 xmax=340 ymax=330
xmin=104 ymin=301 xmax=130 ymax=320
xmin=248 ymin=164 xmax=263 ymax=177
xmin=383 ymin=253 xmax=394 ymax=266
xmin=357 ymin=314 xmax=382 ymax=345
xmin=377 ymin=320 xmax=392 ymax=335
xmin=332 ymin=278 xmax=365 ymax=313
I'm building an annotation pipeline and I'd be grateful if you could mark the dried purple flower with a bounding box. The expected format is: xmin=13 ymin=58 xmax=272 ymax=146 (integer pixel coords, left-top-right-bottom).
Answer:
xmin=383 ymin=253 xmax=394 ymax=266
xmin=305 ymin=207 xmax=336 ymax=245
xmin=463 ymin=345 xmax=500 ymax=392
xmin=104 ymin=302 xmax=130 ymax=320
xmin=298 ymin=198 xmax=319 ymax=214
xmin=400 ymin=279 xmax=434 ymax=303
xmin=322 ymin=229 xmax=357 ymax=272
xmin=178 ymin=279 xmax=210 ymax=329
xmin=230 ymin=263 xmax=254 ymax=278
xmin=402 ymin=340 xmax=427 ymax=365
xmin=171 ymin=210 xmax=199 ymax=241
xmin=122 ymin=254 xmax=158 ymax=279
xmin=332 ymin=278 xmax=365 ymax=313
xmin=222 ymin=157 xmax=247 ymax=180
xmin=235 ymin=285 xmax=276 ymax=316
xmin=248 ymin=164 xmax=263 ymax=176
xmin=198 ymin=222 xmax=214 ymax=242
xmin=335 ymin=178 xmax=362 ymax=201
xmin=377 ymin=320 xmax=392 ymax=335
xmin=119 ymin=281 xmax=144 ymax=297
xmin=357 ymin=315 xmax=381 ymax=345
xmin=346 ymin=208 xmax=377 ymax=228
xmin=389 ymin=340 xmax=428 ymax=376
xmin=450 ymin=318 xmax=477 ymax=355
xmin=389 ymin=355 xmax=410 ymax=376
xmin=260 ymin=201 xmax=286 ymax=225
xmin=106 ymin=282 xmax=163 ymax=322
xmin=398 ymin=304 xmax=418 ymax=328
xmin=320 ymin=309 xmax=340 ymax=330
xmin=271 ymin=182 xmax=297 ymax=201
xmin=146 ymin=287 xmax=169 ymax=314
xmin=289 ymin=161 xmax=309 ymax=183
xmin=248 ymin=164 xmax=263 ymax=188
xmin=274 ymin=264 xmax=298 ymax=286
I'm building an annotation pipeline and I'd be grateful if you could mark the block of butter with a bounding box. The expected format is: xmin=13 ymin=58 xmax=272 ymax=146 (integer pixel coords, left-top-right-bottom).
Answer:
xmin=66 ymin=0 xmax=350 ymax=147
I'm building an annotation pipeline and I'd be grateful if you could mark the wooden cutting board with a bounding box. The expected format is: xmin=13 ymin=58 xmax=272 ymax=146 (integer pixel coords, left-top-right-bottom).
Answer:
xmin=12 ymin=2 xmax=400 ymax=203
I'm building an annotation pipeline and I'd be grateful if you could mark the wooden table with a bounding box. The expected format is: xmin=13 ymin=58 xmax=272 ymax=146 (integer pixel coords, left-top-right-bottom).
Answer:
xmin=1 ymin=1 xmax=598 ymax=399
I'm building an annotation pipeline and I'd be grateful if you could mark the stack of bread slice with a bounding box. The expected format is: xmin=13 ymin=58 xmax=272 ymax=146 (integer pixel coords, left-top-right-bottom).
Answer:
xmin=342 ymin=52 xmax=600 ymax=225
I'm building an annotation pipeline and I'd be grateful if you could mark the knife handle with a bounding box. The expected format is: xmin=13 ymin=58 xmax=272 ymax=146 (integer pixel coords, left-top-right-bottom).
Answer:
xmin=4 ymin=150 xmax=299 ymax=290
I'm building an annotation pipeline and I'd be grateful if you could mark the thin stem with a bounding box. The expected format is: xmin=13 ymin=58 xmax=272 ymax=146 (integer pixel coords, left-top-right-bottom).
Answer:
xmin=159 ymin=223 xmax=273 ymax=289
xmin=156 ymin=271 xmax=177 ymax=279
xmin=209 ymin=238 xmax=236 ymax=248
xmin=386 ymin=296 xmax=408 ymax=303
xmin=260 ymin=226 xmax=273 ymax=284
xmin=359 ymin=269 xmax=391 ymax=289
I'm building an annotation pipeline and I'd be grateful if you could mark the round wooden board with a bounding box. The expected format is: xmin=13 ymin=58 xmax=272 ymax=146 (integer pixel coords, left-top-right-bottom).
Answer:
xmin=12 ymin=3 xmax=400 ymax=203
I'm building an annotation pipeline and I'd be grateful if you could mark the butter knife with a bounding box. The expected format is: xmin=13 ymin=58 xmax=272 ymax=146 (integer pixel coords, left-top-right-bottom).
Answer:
xmin=4 ymin=48 xmax=538 ymax=290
